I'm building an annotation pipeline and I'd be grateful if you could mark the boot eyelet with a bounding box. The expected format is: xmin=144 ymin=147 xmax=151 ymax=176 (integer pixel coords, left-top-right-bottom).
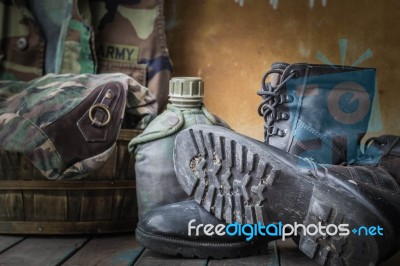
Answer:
xmin=286 ymin=95 xmax=294 ymax=103
xmin=278 ymin=130 xmax=286 ymax=137
xmin=290 ymin=70 xmax=300 ymax=78
xmin=282 ymin=113 xmax=290 ymax=120
xmin=267 ymin=126 xmax=276 ymax=136
xmin=380 ymin=139 xmax=388 ymax=147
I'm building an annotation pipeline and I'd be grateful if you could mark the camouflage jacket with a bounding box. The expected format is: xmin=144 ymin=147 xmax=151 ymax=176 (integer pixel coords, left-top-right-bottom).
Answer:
xmin=0 ymin=0 xmax=172 ymax=110
xmin=0 ymin=73 xmax=156 ymax=180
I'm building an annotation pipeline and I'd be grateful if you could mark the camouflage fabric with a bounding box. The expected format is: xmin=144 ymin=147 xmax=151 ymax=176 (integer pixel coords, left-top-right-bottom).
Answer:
xmin=0 ymin=73 xmax=157 ymax=180
xmin=0 ymin=0 xmax=172 ymax=110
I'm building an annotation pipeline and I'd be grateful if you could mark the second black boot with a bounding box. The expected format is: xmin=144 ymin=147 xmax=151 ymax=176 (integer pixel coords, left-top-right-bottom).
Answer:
xmin=257 ymin=62 xmax=376 ymax=164
xmin=174 ymin=125 xmax=400 ymax=265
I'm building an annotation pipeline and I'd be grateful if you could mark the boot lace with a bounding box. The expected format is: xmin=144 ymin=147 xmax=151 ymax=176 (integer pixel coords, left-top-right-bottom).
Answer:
xmin=365 ymin=137 xmax=388 ymax=148
xmin=257 ymin=69 xmax=298 ymax=142
xmin=355 ymin=137 xmax=388 ymax=163
xmin=336 ymin=137 xmax=388 ymax=166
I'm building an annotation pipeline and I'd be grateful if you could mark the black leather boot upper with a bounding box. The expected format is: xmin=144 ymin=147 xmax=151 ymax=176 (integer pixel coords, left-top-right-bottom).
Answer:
xmin=136 ymin=200 xmax=271 ymax=259
xmin=356 ymin=135 xmax=400 ymax=182
xmin=138 ymin=200 xmax=258 ymax=243
xmin=173 ymin=125 xmax=400 ymax=265
xmin=258 ymin=62 xmax=376 ymax=165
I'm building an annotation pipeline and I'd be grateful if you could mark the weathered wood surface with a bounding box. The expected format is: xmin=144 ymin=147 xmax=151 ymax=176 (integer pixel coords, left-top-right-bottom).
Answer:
xmin=0 ymin=236 xmax=25 ymax=254
xmin=0 ymin=235 xmax=398 ymax=265
xmin=207 ymin=241 xmax=279 ymax=266
xmin=134 ymin=249 xmax=207 ymax=266
xmin=0 ymin=237 xmax=89 ymax=266
xmin=277 ymin=239 xmax=318 ymax=266
xmin=63 ymin=234 xmax=143 ymax=266
xmin=0 ymin=130 xmax=140 ymax=235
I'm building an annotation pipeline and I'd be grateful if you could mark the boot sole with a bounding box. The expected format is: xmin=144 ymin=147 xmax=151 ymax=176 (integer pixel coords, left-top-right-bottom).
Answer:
xmin=135 ymin=227 xmax=269 ymax=259
xmin=174 ymin=125 xmax=391 ymax=265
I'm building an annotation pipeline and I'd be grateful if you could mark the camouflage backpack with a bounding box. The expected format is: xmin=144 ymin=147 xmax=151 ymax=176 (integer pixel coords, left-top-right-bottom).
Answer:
xmin=0 ymin=73 xmax=157 ymax=180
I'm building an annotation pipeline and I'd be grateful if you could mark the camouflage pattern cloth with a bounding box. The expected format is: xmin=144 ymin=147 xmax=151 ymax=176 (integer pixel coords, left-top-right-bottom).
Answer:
xmin=0 ymin=0 xmax=172 ymax=110
xmin=0 ymin=73 xmax=157 ymax=180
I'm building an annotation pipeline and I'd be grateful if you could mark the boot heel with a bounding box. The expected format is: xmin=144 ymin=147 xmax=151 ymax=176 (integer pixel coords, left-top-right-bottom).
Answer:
xmin=299 ymin=196 xmax=380 ymax=266
xmin=299 ymin=197 xmax=348 ymax=265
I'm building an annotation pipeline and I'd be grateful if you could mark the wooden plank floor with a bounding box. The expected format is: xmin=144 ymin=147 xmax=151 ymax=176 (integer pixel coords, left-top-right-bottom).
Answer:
xmin=0 ymin=234 xmax=398 ymax=266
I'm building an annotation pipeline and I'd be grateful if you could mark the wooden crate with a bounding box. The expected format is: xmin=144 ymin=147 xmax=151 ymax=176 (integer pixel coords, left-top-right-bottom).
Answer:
xmin=0 ymin=129 xmax=140 ymax=234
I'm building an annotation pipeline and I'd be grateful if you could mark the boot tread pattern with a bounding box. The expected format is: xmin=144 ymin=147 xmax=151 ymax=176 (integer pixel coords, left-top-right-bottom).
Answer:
xmin=178 ymin=128 xmax=381 ymax=266
xmin=188 ymin=129 xmax=279 ymax=224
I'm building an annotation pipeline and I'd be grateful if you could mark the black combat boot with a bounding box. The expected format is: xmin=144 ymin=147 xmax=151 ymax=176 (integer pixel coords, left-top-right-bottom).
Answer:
xmin=136 ymin=200 xmax=271 ymax=258
xmin=258 ymin=62 xmax=376 ymax=164
xmin=136 ymin=64 xmax=380 ymax=261
xmin=174 ymin=125 xmax=400 ymax=265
